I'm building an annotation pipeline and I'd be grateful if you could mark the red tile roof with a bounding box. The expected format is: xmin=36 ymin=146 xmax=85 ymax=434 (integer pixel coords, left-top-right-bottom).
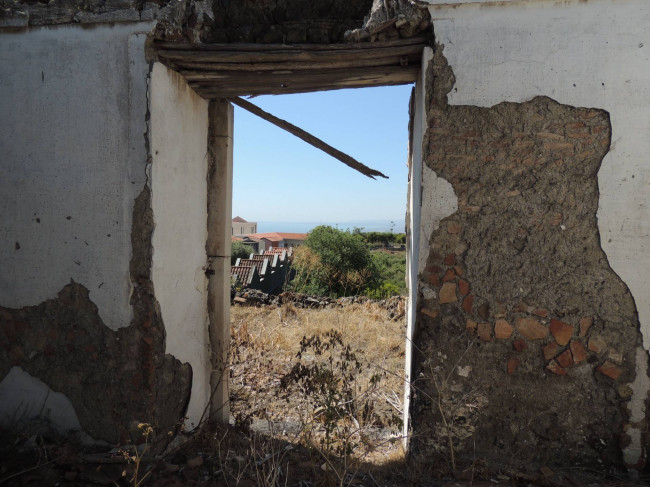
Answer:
xmin=250 ymin=255 xmax=268 ymax=262
xmin=231 ymin=265 xmax=255 ymax=285
xmin=232 ymin=216 xmax=247 ymax=223
xmin=238 ymin=258 xmax=266 ymax=274
xmin=247 ymin=232 xmax=307 ymax=242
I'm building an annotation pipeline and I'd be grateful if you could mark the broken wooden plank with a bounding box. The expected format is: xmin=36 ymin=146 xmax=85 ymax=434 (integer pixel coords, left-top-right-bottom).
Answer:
xmin=229 ymin=97 xmax=388 ymax=180
xmin=156 ymin=44 xmax=423 ymax=64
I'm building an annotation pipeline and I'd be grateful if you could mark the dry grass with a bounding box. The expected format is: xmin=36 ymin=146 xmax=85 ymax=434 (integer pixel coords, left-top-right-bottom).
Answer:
xmin=229 ymin=301 xmax=407 ymax=468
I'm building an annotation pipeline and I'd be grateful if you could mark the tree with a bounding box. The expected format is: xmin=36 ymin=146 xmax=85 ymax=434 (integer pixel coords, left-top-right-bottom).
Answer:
xmin=290 ymin=226 xmax=377 ymax=297
xmin=231 ymin=242 xmax=254 ymax=265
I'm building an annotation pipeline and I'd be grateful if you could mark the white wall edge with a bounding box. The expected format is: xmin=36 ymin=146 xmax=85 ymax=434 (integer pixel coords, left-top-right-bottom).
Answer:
xmin=403 ymin=46 xmax=434 ymax=447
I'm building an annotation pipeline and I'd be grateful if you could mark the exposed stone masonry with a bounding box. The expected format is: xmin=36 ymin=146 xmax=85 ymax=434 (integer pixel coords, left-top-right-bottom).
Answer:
xmin=409 ymin=46 xmax=643 ymax=475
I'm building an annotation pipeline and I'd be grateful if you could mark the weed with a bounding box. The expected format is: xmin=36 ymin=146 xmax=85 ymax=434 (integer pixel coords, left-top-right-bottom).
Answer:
xmin=119 ymin=423 xmax=153 ymax=487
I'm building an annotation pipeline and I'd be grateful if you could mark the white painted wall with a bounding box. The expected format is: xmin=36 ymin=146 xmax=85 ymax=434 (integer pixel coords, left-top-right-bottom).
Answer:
xmin=424 ymin=0 xmax=650 ymax=348
xmin=0 ymin=22 xmax=154 ymax=330
xmin=150 ymin=63 xmax=211 ymax=429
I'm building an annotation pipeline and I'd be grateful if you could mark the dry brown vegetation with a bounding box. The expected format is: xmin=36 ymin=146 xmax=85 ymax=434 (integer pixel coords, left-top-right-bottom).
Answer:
xmin=229 ymin=301 xmax=407 ymax=467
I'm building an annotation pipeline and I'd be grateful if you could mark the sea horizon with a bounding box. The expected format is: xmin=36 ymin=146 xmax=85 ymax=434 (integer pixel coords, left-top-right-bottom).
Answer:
xmin=256 ymin=219 xmax=406 ymax=234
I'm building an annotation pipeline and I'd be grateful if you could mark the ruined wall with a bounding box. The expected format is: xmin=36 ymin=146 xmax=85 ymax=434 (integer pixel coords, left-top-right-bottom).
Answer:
xmin=0 ymin=0 xmax=376 ymax=43
xmin=150 ymin=63 xmax=210 ymax=429
xmin=0 ymin=24 xmax=192 ymax=443
xmin=409 ymin=0 xmax=650 ymax=476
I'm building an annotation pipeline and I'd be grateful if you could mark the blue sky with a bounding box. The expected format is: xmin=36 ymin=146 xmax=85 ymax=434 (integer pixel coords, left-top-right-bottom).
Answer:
xmin=232 ymin=85 xmax=413 ymax=226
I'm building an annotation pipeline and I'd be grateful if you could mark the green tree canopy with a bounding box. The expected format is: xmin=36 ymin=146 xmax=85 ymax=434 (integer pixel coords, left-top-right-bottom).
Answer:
xmin=231 ymin=242 xmax=254 ymax=265
xmin=291 ymin=226 xmax=377 ymax=297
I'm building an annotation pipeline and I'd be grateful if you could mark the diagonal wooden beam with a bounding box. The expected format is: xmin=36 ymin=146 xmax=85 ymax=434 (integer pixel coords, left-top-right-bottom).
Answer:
xmin=229 ymin=97 xmax=388 ymax=180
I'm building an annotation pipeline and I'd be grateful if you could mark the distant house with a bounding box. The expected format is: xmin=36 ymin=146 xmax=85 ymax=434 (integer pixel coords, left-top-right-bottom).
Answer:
xmin=232 ymin=235 xmax=264 ymax=254
xmin=246 ymin=232 xmax=307 ymax=251
xmin=232 ymin=216 xmax=257 ymax=236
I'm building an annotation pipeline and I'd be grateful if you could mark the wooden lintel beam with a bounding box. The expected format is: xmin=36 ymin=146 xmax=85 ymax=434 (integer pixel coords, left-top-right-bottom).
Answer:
xmin=183 ymin=64 xmax=419 ymax=84
xmin=173 ymin=53 xmax=420 ymax=73
xmin=153 ymin=37 xmax=429 ymax=52
xmin=194 ymin=82 xmax=399 ymax=98
xmin=156 ymin=44 xmax=423 ymax=64
xmin=184 ymin=65 xmax=420 ymax=98
xmin=229 ymin=97 xmax=388 ymax=180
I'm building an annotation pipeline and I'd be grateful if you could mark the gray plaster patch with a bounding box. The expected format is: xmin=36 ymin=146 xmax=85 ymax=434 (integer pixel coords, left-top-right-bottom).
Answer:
xmin=0 ymin=366 xmax=82 ymax=436
xmin=418 ymin=164 xmax=457 ymax=274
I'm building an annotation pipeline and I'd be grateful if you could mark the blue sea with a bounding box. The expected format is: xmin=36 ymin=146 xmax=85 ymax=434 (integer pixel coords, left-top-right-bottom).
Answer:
xmin=257 ymin=219 xmax=406 ymax=234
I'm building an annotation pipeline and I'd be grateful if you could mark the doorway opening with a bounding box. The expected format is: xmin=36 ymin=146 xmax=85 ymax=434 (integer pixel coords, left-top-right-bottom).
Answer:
xmin=228 ymin=86 xmax=411 ymax=465
xmin=152 ymin=37 xmax=430 ymax=480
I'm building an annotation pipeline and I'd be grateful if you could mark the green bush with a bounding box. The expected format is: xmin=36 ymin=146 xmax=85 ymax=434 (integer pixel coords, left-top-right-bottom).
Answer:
xmin=288 ymin=226 xmax=377 ymax=297
xmin=368 ymin=251 xmax=407 ymax=296
xmin=231 ymin=242 xmax=254 ymax=265
xmin=364 ymin=282 xmax=402 ymax=300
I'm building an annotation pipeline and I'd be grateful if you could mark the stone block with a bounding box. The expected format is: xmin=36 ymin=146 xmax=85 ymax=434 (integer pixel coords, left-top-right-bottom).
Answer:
xmin=516 ymin=317 xmax=548 ymax=340
xmin=494 ymin=319 xmax=513 ymax=339
xmin=442 ymin=269 xmax=456 ymax=283
xmin=570 ymin=341 xmax=587 ymax=363
xmin=550 ymin=319 xmax=574 ymax=346
xmin=443 ymin=253 xmax=456 ymax=266
xmin=421 ymin=308 xmax=439 ymax=319
xmin=478 ymin=323 xmax=492 ymax=342
xmin=543 ymin=341 xmax=560 ymax=361
xmin=513 ymin=338 xmax=528 ymax=352
xmin=533 ymin=308 xmax=548 ymax=318
xmin=458 ymin=279 xmax=470 ymax=296
xmin=547 ymin=360 xmax=566 ymax=376
xmin=462 ymin=294 xmax=474 ymax=313
xmin=439 ymin=282 xmax=457 ymax=304
xmin=588 ymin=334 xmax=607 ymax=353
xmin=466 ymin=319 xmax=478 ymax=335
xmin=598 ymin=360 xmax=622 ymax=380
xmin=507 ymin=356 xmax=520 ymax=375
xmin=556 ymin=349 xmax=574 ymax=368
xmin=579 ymin=316 xmax=593 ymax=337
xmin=447 ymin=221 xmax=460 ymax=234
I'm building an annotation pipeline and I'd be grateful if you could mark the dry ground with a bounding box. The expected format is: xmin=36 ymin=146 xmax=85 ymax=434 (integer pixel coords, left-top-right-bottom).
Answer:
xmin=2 ymin=299 xmax=642 ymax=486
xmin=228 ymin=300 xmax=408 ymax=467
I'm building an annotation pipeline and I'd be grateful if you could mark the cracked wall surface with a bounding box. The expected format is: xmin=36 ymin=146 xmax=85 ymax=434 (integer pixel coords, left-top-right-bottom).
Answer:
xmin=409 ymin=40 xmax=645 ymax=475
xmin=0 ymin=280 xmax=191 ymax=443
xmin=0 ymin=23 xmax=193 ymax=444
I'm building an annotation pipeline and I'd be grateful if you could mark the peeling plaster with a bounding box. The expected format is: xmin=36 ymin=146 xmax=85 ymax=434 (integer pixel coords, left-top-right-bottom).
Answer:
xmin=417 ymin=164 xmax=457 ymax=275
xmin=427 ymin=0 xmax=650 ymax=348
